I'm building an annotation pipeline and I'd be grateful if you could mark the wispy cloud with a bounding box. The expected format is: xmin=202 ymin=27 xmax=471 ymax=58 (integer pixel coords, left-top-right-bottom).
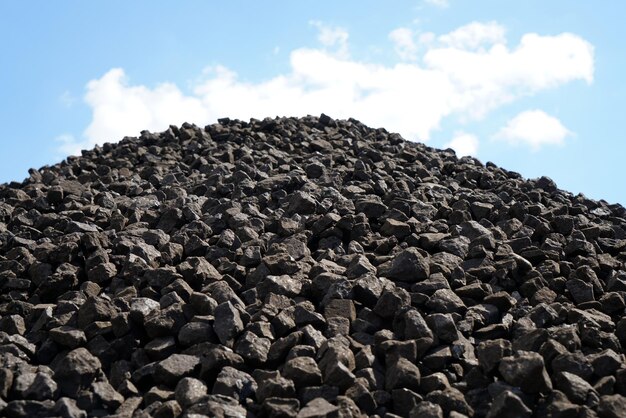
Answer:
xmin=59 ymin=91 xmax=77 ymax=108
xmin=57 ymin=21 xmax=593 ymax=156
xmin=494 ymin=109 xmax=572 ymax=151
xmin=308 ymin=21 xmax=349 ymax=58
xmin=389 ymin=27 xmax=419 ymax=61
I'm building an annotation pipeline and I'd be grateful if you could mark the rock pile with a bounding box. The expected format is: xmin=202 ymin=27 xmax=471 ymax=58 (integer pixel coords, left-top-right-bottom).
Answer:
xmin=1 ymin=114 xmax=626 ymax=417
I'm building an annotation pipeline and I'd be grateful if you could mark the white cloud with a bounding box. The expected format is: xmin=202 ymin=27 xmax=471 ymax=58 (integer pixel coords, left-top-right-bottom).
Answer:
xmin=438 ymin=21 xmax=505 ymax=50
xmin=389 ymin=27 xmax=418 ymax=61
xmin=494 ymin=109 xmax=571 ymax=150
xmin=309 ymin=21 xmax=349 ymax=58
xmin=57 ymin=21 xmax=594 ymax=155
xmin=444 ymin=132 xmax=479 ymax=156
xmin=425 ymin=0 xmax=449 ymax=8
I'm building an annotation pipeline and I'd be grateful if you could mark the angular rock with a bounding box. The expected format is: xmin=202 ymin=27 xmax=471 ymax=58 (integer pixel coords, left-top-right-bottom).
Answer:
xmin=378 ymin=248 xmax=430 ymax=282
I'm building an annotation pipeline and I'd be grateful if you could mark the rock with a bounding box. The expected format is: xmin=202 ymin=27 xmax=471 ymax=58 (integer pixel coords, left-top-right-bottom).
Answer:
xmin=486 ymin=390 xmax=532 ymax=418
xmin=477 ymin=339 xmax=512 ymax=373
xmin=426 ymin=289 xmax=466 ymax=314
xmin=344 ymin=255 xmax=377 ymax=279
xmin=54 ymin=348 xmax=102 ymax=396
xmin=386 ymin=357 xmax=421 ymax=392
xmin=589 ymin=349 xmax=623 ymax=377
xmin=3 ymin=115 xmax=626 ymax=418
xmin=178 ymin=322 xmax=214 ymax=347
xmin=213 ymin=301 xmax=244 ymax=347
xmin=553 ymin=371 xmax=596 ymax=404
xmin=598 ymin=394 xmax=626 ymax=418
xmin=499 ymin=351 xmax=552 ymax=394
xmin=283 ymin=356 xmax=323 ymax=388
xmin=297 ymin=397 xmax=339 ymax=418
xmin=154 ymin=354 xmax=201 ymax=385
xmin=53 ymin=397 xmax=87 ymax=418
xmin=566 ymin=279 xmax=595 ymax=304
xmin=410 ymin=401 xmax=444 ymax=418
xmin=380 ymin=219 xmax=412 ymax=239
xmin=3 ymin=400 xmax=55 ymax=418
xmin=426 ymin=313 xmax=458 ymax=343
xmin=175 ymin=377 xmax=207 ymax=408
xmin=92 ymin=380 xmax=124 ymax=411
xmin=264 ymin=397 xmax=300 ymax=418
xmin=378 ymin=248 xmax=430 ymax=282
xmin=255 ymin=371 xmax=296 ymax=402
xmin=425 ymin=388 xmax=473 ymax=416
xmin=49 ymin=326 xmax=86 ymax=348
xmin=212 ymin=366 xmax=257 ymax=401
xmin=234 ymin=331 xmax=271 ymax=364
xmin=374 ymin=286 xmax=411 ymax=318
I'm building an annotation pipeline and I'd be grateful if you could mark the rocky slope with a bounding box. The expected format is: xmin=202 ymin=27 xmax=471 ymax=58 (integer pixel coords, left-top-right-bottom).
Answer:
xmin=1 ymin=115 xmax=626 ymax=417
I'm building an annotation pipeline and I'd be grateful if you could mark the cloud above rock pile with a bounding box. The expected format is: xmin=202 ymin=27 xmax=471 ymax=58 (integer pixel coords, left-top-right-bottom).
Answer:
xmin=493 ymin=109 xmax=572 ymax=151
xmin=57 ymin=21 xmax=594 ymax=156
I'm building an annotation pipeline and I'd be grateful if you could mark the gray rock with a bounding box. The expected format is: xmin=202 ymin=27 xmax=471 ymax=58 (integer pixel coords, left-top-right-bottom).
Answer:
xmin=234 ymin=331 xmax=271 ymax=364
xmin=213 ymin=301 xmax=244 ymax=347
xmin=426 ymin=289 xmax=466 ymax=314
xmin=175 ymin=377 xmax=207 ymax=408
xmin=297 ymin=397 xmax=339 ymax=418
xmin=283 ymin=356 xmax=323 ymax=389
xmin=410 ymin=401 xmax=444 ymax=418
xmin=49 ymin=326 xmax=86 ymax=348
xmin=154 ymin=354 xmax=201 ymax=385
xmin=212 ymin=366 xmax=256 ymax=401
xmin=378 ymin=248 xmax=430 ymax=282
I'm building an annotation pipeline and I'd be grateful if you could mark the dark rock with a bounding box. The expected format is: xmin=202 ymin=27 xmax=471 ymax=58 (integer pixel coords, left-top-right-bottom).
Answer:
xmin=154 ymin=354 xmax=201 ymax=385
xmin=3 ymin=400 xmax=55 ymax=418
xmin=24 ymin=372 xmax=58 ymax=401
xmin=598 ymin=394 xmax=626 ymax=418
xmin=49 ymin=326 xmax=86 ymax=348
xmin=3 ymin=115 xmax=626 ymax=418
xmin=263 ymin=397 xmax=300 ymax=418
xmin=374 ymin=286 xmax=411 ymax=318
xmin=53 ymin=397 xmax=86 ymax=418
xmin=566 ymin=279 xmax=595 ymax=304
xmin=213 ymin=301 xmax=244 ymax=347
xmin=476 ymin=339 xmax=512 ymax=373
xmin=426 ymin=313 xmax=458 ymax=343
xmin=386 ymin=357 xmax=421 ymax=392
xmin=234 ymin=331 xmax=271 ymax=364
xmin=499 ymin=351 xmax=552 ymax=394
xmin=553 ymin=371 xmax=596 ymax=404
xmin=283 ymin=356 xmax=322 ymax=388
xmin=409 ymin=401 xmax=443 ymax=418
xmin=378 ymin=248 xmax=430 ymax=282
xmin=426 ymin=289 xmax=466 ymax=314
xmin=54 ymin=348 xmax=102 ymax=396
xmin=486 ymin=390 xmax=532 ymax=418
xmin=92 ymin=380 xmax=124 ymax=411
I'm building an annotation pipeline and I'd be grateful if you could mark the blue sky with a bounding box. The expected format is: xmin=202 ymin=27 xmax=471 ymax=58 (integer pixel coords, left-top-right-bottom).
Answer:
xmin=1 ymin=1 xmax=625 ymax=205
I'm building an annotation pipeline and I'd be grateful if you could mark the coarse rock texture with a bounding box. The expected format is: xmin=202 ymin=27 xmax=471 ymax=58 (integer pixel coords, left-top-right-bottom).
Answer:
xmin=1 ymin=114 xmax=626 ymax=417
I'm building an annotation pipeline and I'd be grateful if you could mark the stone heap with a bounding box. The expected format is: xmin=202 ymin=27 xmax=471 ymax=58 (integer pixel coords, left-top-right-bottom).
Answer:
xmin=1 ymin=114 xmax=626 ymax=417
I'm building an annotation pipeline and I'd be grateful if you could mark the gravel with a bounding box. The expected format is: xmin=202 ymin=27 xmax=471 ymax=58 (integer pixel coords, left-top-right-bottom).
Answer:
xmin=1 ymin=114 xmax=626 ymax=417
